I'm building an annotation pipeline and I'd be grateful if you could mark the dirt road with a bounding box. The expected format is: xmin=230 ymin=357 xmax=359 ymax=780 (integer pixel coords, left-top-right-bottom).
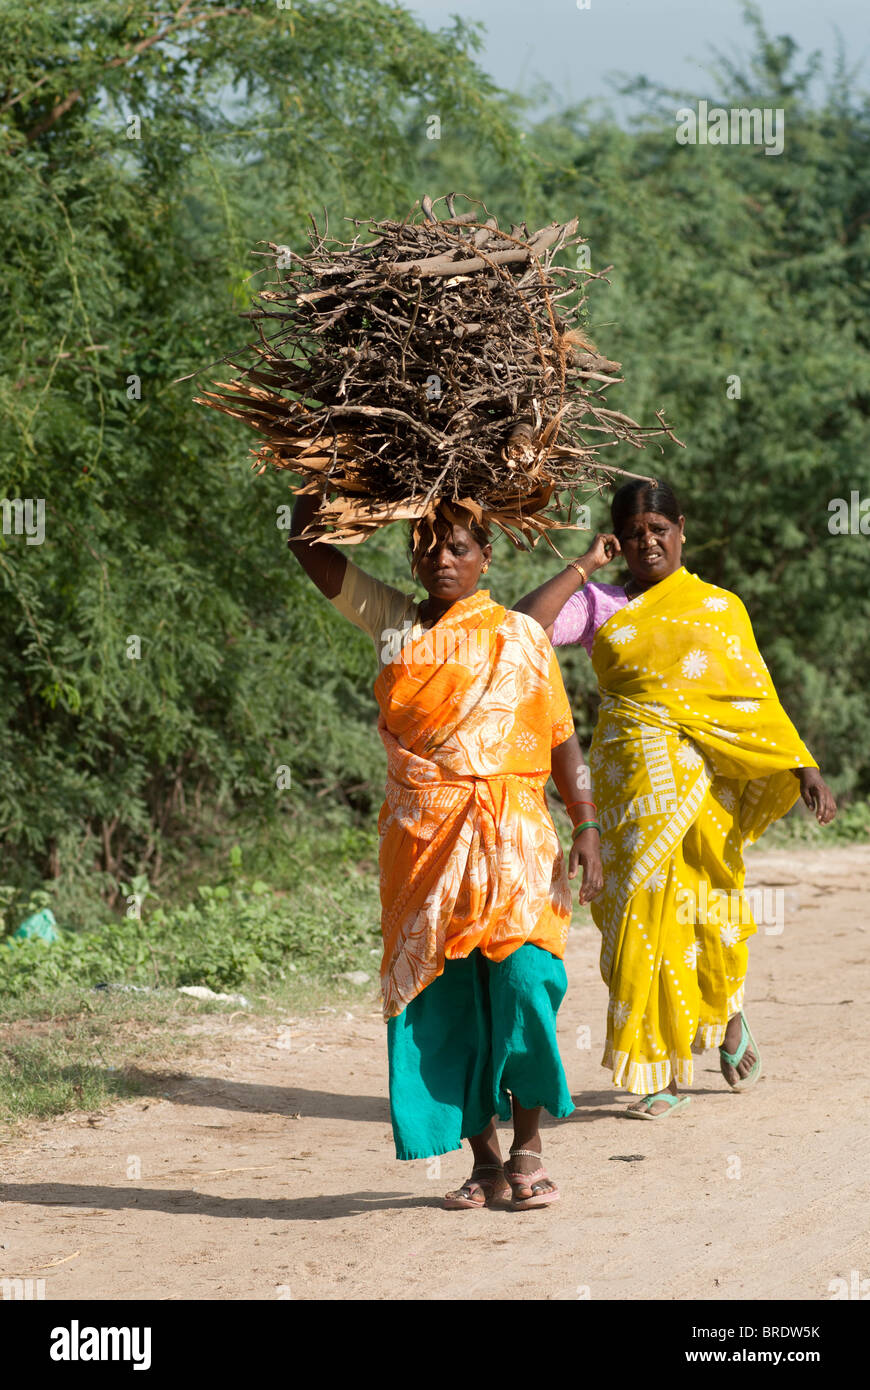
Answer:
xmin=2 ymin=844 xmax=868 ymax=1301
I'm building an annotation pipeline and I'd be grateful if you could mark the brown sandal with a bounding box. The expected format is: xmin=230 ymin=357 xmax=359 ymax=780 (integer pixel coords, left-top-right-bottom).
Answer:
xmin=504 ymin=1148 xmax=561 ymax=1210
xmin=443 ymin=1164 xmax=510 ymax=1210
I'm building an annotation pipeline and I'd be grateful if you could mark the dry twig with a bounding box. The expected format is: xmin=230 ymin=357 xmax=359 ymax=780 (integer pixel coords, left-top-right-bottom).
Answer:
xmin=195 ymin=193 xmax=683 ymax=547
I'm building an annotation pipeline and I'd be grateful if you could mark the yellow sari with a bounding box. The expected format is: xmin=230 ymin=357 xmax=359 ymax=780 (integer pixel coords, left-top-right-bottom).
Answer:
xmin=589 ymin=565 xmax=815 ymax=1094
xmin=374 ymin=589 xmax=575 ymax=1020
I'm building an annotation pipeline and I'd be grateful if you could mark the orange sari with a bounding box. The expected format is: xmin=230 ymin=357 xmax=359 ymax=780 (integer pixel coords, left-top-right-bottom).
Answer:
xmin=373 ymin=589 xmax=575 ymax=1019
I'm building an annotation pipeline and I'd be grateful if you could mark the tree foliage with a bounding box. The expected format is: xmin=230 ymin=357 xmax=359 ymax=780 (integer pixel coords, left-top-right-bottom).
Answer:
xmin=504 ymin=8 xmax=870 ymax=788
xmin=0 ymin=0 xmax=529 ymax=899
xmin=1 ymin=2 xmax=867 ymax=922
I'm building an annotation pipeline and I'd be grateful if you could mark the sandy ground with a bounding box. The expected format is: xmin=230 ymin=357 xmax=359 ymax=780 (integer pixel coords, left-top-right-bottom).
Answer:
xmin=1 ymin=843 xmax=868 ymax=1302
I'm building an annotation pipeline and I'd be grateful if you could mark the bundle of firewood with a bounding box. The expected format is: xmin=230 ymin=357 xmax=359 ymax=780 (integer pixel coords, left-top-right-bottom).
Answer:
xmin=195 ymin=193 xmax=681 ymax=547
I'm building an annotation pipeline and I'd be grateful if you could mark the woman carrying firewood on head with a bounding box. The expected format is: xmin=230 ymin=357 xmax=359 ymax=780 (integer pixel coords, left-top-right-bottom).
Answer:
xmin=289 ymin=491 xmax=603 ymax=1209
xmin=515 ymin=478 xmax=836 ymax=1118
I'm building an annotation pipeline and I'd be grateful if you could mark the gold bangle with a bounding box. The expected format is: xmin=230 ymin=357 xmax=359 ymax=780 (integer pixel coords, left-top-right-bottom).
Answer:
xmin=567 ymin=560 xmax=587 ymax=585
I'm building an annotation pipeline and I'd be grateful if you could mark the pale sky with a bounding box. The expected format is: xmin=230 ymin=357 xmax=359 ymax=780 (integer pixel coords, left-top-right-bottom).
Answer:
xmin=405 ymin=0 xmax=870 ymax=115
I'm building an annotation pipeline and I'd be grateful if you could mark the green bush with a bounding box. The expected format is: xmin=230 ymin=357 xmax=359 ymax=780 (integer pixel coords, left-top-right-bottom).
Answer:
xmin=0 ymin=849 xmax=381 ymax=999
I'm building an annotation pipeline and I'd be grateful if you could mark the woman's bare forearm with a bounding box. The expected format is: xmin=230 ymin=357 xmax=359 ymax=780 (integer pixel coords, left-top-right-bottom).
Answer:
xmin=551 ymin=734 xmax=603 ymax=902
xmin=515 ymin=534 xmax=617 ymax=631
xmin=287 ymin=492 xmax=347 ymax=599
xmin=550 ymin=735 xmax=595 ymax=824
xmin=514 ymin=566 xmax=585 ymax=633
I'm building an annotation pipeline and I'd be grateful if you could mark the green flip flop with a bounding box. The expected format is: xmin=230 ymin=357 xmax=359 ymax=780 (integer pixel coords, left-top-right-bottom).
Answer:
xmin=719 ymin=1014 xmax=762 ymax=1092
xmin=626 ymin=1090 xmax=691 ymax=1120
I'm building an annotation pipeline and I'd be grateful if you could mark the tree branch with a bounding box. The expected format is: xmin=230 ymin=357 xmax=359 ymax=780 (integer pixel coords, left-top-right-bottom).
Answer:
xmin=24 ymin=3 xmax=250 ymax=143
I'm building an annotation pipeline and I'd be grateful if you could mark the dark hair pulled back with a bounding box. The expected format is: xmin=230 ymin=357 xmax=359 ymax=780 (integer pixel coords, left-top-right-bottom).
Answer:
xmin=610 ymin=478 xmax=682 ymax=537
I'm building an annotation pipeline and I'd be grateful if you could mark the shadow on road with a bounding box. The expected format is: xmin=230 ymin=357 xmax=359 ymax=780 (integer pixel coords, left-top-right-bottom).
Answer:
xmin=0 ymin=1183 xmax=443 ymax=1219
xmin=123 ymin=1067 xmax=391 ymax=1122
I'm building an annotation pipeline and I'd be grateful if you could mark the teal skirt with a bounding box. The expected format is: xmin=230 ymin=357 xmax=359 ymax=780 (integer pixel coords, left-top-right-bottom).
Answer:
xmin=386 ymin=942 xmax=575 ymax=1160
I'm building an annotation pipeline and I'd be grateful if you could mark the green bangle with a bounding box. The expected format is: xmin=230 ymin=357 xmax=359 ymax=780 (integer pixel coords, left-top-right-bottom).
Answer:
xmin=571 ymin=820 xmax=600 ymax=840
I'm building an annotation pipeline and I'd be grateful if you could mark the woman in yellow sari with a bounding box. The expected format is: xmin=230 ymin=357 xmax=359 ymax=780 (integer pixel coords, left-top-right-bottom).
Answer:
xmin=289 ymin=492 xmax=603 ymax=1202
xmin=516 ymin=479 xmax=836 ymax=1117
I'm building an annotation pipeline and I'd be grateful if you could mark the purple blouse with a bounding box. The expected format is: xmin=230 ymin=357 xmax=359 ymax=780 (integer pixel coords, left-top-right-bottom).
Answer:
xmin=550 ymin=581 xmax=630 ymax=654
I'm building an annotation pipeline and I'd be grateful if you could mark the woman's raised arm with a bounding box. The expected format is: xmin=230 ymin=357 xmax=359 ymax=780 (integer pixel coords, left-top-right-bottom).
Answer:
xmin=514 ymin=533 xmax=619 ymax=634
xmin=287 ymin=492 xmax=347 ymax=599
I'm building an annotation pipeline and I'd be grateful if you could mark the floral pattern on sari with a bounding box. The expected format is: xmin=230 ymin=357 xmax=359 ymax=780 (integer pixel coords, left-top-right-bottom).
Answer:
xmin=587 ymin=566 xmax=815 ymax=1093
xmin=374 ymin=591 xmax=574 ymax=1019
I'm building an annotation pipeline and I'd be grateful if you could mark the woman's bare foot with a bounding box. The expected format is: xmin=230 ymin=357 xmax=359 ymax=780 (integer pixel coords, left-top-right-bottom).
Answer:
xmin=505 ymin=1098 xmax=558 ymax=1201
xmin=444 ymin=1165 xmax=511 ymax=1208
xmin=720 ymin=1011 xmax=758 ymax=1086
xmin=443 ymin=1118 xmax=510 ymax=1206
xmin=627 ymin=1078 xmax=679 ymax=1116
xmin=504 ymin=1148 xmax=558 ymax=1201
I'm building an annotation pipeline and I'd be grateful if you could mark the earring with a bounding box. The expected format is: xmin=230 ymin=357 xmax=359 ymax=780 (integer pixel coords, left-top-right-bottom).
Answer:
xmin=482 ymin=564 xmax=489 ymax=573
